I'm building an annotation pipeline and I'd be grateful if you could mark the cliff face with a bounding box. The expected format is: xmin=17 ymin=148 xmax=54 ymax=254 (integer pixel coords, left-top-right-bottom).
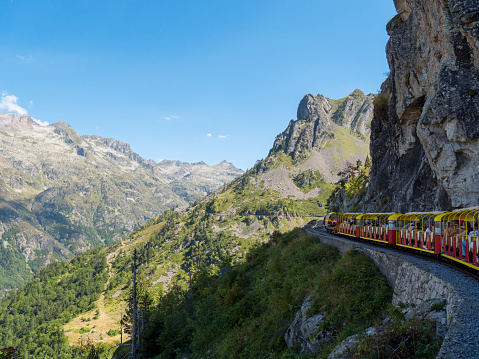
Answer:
xmin=364 ymin=0 xmax=479 ymax=212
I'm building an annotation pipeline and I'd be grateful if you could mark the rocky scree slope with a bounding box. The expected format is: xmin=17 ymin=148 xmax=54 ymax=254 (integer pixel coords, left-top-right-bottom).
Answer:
xmin=360 ymin=0 xmax=479 ymax=213
xmin=0 ymin=113 xmax=242 ymax=292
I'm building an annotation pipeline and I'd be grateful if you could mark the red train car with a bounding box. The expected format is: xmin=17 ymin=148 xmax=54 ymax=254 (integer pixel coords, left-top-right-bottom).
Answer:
xmin=326 ymin=207 xmax=479 ymax=272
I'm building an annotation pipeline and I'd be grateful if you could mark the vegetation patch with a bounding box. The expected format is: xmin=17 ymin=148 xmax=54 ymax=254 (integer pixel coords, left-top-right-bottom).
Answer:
xmin=292 ymin=170 xmax=327 ymax=193
xmin=79 ymin=327 xmax=91 ymax=334
xmin=139 ymin=229 xmax=393 ymax=358
xmin=311 ymin=250 xmax=392 ymax=343
xmin=351 ymin=306 xmax=442 ymax=358
xmin=107 ymin=329 xmax=121 ymax=337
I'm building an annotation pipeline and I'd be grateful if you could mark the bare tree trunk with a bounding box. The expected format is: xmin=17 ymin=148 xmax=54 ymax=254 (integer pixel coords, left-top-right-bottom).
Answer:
xmin=132 ymin=249 xmax=138 ymax=359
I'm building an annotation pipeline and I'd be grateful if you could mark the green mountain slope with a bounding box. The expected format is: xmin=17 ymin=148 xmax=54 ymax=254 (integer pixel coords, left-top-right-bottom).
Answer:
xmin=140 ymin=229 xmax=392 ymax=358
xmin=0 ymin=90 xmax=375 ymax=357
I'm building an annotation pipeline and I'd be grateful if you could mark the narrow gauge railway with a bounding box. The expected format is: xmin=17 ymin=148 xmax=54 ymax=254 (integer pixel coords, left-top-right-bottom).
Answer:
xmin=324 ymin=207 xmax=479 ymax=273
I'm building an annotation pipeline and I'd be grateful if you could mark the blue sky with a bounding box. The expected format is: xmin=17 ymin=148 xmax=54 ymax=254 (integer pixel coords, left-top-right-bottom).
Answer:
xmin=1 ymin=0 xmax=397 ymax=170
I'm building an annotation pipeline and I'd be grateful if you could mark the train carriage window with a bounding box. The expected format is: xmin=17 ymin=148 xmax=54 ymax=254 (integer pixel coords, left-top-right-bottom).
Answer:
xmin=435 ymin=222 xmax=442 ymax=235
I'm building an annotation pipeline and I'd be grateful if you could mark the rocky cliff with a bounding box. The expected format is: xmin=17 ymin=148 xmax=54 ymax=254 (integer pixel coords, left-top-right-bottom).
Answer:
xmin=362 ymin=0 xmax=479 ymax=212
xmin=262 ymin=89 xmax=373 ymax=186
xmin=0 ymin=113 xmax=243 ymax=292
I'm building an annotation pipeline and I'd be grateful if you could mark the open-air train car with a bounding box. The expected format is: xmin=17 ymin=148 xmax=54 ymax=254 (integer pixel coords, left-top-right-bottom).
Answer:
xmin=325 ymin=206 xmax=479 ymax=272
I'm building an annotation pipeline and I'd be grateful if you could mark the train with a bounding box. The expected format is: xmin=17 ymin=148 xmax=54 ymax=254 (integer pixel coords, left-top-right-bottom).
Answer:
xmin=324 ymin=207 xmax=479 ymax=272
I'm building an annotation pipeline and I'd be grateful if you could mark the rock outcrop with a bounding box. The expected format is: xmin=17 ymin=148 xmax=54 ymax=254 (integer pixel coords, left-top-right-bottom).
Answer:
xmin=264 ymin=89 xmax=373 ymax=185
xmin=363 ymin=0 xmax=479 ymax=212
xmin=284 ymin=295 xmax=335 ymax=354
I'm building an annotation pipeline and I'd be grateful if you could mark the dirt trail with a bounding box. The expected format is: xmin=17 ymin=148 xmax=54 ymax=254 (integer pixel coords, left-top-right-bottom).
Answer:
xmin=63 ymin=244 xmax=131 ymax=346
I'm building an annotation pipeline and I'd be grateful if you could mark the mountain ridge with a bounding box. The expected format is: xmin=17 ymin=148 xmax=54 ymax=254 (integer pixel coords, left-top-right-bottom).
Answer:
xmin=0 ymin=112 xmax=243 ymax=292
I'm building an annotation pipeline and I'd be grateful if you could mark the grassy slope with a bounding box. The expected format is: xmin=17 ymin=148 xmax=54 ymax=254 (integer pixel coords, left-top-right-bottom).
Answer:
xmin=139 ymin=229 xmax=393 ymax=358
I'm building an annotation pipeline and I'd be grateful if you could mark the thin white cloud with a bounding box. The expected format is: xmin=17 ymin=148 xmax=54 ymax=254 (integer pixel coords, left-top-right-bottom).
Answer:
xmin=0 ymin=92 xmax=48 ymax=126
xmin=207 ymin=133 xmax=212 ymax=137
xmin=218 ymin=135 xmax=228 ymax=139
xmin=16 ymin=55 xmax=34 ymax=62
xmin=31 ymin=117 xmax=49 ymax=126
xmin=0 ymin=92 xmax=28 ymax=115
xmin=164 ymin=115 xmax=179 ymax=121
xmin=29 ymin=100 xmax=33 ymax=107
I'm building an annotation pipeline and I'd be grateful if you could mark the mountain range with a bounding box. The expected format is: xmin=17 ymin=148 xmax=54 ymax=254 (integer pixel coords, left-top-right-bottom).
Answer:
xmin=0 ymin=113 xmax=243 ymax=292
xmin=0 ymin=88 xmax=375 ymax=356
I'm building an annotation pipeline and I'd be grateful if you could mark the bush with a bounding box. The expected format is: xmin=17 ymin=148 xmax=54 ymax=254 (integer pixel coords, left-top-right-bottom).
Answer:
xmin=79 ymin=327 xmax=90 ymax=334
xmin=107 ymin=329 xmax=121 ymax=337
xmin=353 ymin=307 xmax=442 ymax=358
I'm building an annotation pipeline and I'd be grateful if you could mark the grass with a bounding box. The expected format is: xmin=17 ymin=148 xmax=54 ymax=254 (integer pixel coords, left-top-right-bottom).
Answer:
xmin=62 ymin=243 xmax=130 ymax=347
xmin=139 ymin=229 xmax=394 ymax=358
xmin=331 ymin=123 xmax=369 ymax=166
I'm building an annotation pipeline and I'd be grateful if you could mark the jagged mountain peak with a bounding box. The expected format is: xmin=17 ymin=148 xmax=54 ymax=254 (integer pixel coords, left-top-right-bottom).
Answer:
xmin=0 ymin=113 xmax=39 ymax=132
xmin=269 ymin=90 xmax=373 ymax=168
xmin=51 ymin=120 xmax=73 ymax=130
xmin=296 ymin=93 xmax=332 ymax=123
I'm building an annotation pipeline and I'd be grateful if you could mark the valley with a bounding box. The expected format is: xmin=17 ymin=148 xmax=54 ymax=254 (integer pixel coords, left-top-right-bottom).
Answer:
xmin=0 ymin=114 xmax=243 ymax=293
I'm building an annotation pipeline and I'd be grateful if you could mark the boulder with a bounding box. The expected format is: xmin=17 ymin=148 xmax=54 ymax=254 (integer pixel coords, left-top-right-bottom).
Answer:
xmin=284 ymin=295 xmax=335 ymax=354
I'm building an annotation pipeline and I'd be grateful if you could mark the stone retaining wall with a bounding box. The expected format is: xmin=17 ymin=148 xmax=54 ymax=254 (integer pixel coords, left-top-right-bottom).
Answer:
xmin=309 ymin=231 xmax=476 ymax=359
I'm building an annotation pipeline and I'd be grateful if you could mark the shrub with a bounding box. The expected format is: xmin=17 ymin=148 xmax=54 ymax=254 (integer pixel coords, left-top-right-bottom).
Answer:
xmin=79 ymin=327 xmax=90 ymax=334
xmin=373 ymin=93 xmax=390 ymax=118
xmin=353 ymin=309 xmax=442 ymax=358
xmin=107 ymin=329 xmax=121 ymax=337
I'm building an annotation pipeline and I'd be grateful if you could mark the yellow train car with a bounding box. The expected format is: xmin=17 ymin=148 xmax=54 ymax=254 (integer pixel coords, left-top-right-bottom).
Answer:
xmin=435 ymin=207 xmax=479 ymax=270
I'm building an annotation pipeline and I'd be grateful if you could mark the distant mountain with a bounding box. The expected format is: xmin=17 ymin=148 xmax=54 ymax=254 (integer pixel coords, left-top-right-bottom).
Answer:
xmin=0 ymin=113 xmax=243 ymax=292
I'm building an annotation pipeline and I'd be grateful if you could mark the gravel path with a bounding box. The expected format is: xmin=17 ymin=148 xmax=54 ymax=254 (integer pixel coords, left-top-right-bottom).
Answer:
xmin=307 ymin=228 xmax=479 ymax=359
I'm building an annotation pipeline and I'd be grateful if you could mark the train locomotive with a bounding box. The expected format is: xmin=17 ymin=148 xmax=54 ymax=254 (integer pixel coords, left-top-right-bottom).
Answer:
xmin=324 ymin=207 xmax=479 ymax=271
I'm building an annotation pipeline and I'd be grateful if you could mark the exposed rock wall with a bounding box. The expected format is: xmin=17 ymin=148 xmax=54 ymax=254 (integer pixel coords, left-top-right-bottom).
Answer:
xmin=364 ymin=0 xmax=479 ymax=212
xmin=270 ymin=90 xmax=373 ymax=159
